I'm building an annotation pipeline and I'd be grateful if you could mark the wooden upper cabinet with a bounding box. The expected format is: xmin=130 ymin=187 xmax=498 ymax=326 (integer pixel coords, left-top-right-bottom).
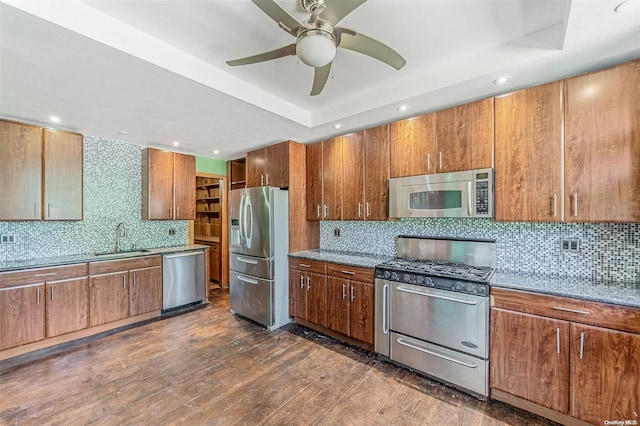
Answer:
xmin=569 ymin=323 xmax=640 ymax=425
xmin=390 ymin=113 xmax=435 ymax=177
xmin=246 ymin=141 xmax=290 ymax=188
xmin=142 ymin=148 xmax=195 ymax=220
xmin=364 ymin=124 xmax=390 ymax=221
xmin=306 ymin=142 xmax=323 ymax=220
xmin=322 ymin=137 xmax=343 ymax=220
xmin=436 ymin=98 xmax=494 ymax=173
xmin=495 ymin=82 xmax=563 ymax=222
xmin=43 ymin=129 xmax=83 ymax=220
xmin=0 ymin=120 xmax=42 ymax=220
xmin=564 ymin=60 xmax=640 ymax=222
xmin=341 ymin=132 xmax=365 ymax=220
xmin=173 ymin=153 xmax=196 ymax=220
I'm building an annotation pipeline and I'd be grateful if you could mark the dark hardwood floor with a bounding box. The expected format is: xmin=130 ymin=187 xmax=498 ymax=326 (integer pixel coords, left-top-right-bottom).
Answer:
xmin=0 ymin=289 xmax=557 ymax=425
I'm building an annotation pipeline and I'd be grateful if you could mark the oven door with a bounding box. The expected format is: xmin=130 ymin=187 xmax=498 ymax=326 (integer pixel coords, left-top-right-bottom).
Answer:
xmin=390 ymin=281 xmax=488 ymax=358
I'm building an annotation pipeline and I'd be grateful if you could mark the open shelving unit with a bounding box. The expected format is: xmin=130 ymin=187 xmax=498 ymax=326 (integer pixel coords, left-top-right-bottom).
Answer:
xmin=195 ymin=178 xmax=222 ymax=238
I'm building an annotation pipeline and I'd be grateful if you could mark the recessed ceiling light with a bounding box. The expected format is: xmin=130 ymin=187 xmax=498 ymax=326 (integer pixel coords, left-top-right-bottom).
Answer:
xmin=493 ymin=75 xmax=512 ymax=85
xmin=213 ymin=150 xmax=220 ymax=155
xmin=119 ymin=131 xmax=129 ymax=135
xmin=49 ymin=116 xmax=61 ymax=123
xmin=614 ymin=0 xmax=632 ymax=12
xmin=172 ymin=141 xmax=180 ymax=147
xmin=397 ymin=104 xmax=410 ymax=112
xmin=333 ymin=123 xmax=342 ymax=129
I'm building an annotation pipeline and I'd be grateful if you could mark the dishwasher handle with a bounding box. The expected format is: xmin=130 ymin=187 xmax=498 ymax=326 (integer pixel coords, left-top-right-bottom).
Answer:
xmin=164 ymin=251 xmax=203 ymax=259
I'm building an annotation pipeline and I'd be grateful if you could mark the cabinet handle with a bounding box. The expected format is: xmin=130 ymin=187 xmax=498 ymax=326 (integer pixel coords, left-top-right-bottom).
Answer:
xmin=34 ymin=202 xmax=38 ymax=218
xmin=552 ymin=306 xmax=590 ymax=315
xmin=51 ymin=287 xmax=54 ymax=302
xmin=556 ymin=328 xmax=560 ymax=354
xmin=323 ymin=205 xmax=327 ymax=218
xmin=350 ymin=285 xmax=355 ymax=302
xmin=133 ymin=272 xmax=137 ymax=287
xmin=358 ymin=203 xmax=362 ymax=218
xmin=265 ymin=174 xmax=269 ymax=186
xmin=572 ymin=193 xmax=578 ymax=217
xmin=552 ymin=195 xmax=557 ymax=217
xmin=340 ymin=270 xmax=356 ymax=275
xmin=169 ymin=205 xmax=172 ymax=218
xmin=366 ymin=203 xmax=371 ymax=217
xmin=342 ymin=283 xmax=346 ymax=299
xmin=36 ymin=287 xmax=40 ymax=305
xmin=177 ymin=206 xmax=180 ymax=218
xmin=427 ymin=153 xmax=431 ymax=171
xmin=33 ymin=272 xmax=57 ymax=278
xmin=579 ymin=332 xmax=585 ymax=359
xmin=261 ymin=175 xmax=264 ymax=186
xmin=299 ymin=263 xmax=311 ymax=268
xmin=438 ymin=152 xmax=443 ymax=170
xmin=123 ymin=275 xmax=126 ymax=288
xmin=317 ymin=205 xmax=321 ymax=218
xmin=300 ymin=275 xmax=304 ymax=289
xmin=47 ymin=203 xmax=51 ymax=218
xmin=306 ymin=276 xmax=311 ymax=291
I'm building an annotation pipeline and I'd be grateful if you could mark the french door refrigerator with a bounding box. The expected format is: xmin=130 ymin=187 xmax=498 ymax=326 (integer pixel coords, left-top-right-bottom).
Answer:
xmin=229 ymin=186 xmax=290 ymax=330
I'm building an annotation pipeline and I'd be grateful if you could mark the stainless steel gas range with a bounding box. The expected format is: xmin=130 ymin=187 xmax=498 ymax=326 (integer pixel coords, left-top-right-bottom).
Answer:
xmin=374 ymin=236 xmax=496 ymax=398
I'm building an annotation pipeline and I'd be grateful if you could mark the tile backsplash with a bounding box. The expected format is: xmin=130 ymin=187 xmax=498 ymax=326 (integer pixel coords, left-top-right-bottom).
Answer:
xmin=0 ymin=136 xmax=188 ymax=262
xmin=320 ymin=219 xmax=640 ymax=283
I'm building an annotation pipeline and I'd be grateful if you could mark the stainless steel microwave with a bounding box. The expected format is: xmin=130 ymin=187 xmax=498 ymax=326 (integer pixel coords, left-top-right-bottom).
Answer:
xmin=389 ymin=168 xmax=494 ymax=219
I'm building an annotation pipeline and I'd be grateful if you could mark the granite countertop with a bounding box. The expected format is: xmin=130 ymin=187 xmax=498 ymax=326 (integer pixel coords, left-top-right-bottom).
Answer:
xmin=0 ymin=244 xmax=208 ymax=273
xmin=288 ymin=249 xmax=391 ymax=269
xmin=492 ymin=270 xmax=640 ymax=308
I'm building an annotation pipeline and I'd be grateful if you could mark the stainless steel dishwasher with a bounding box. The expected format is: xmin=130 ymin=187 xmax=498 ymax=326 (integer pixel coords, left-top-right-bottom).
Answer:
xmin=162 ymin=250 xmax=206 ymax=311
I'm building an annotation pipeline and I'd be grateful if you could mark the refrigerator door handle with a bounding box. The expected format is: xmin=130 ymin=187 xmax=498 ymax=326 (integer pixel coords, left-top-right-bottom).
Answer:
xmin=245 ymin=197 xmax=254 ymax=247
xmin=238 ymin=193 xmax=245 ymax=245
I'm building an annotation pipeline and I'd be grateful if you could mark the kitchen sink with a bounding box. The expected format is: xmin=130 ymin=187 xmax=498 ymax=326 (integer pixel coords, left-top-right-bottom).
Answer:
xmin=93 ymin=249 xmax=152 ymax=257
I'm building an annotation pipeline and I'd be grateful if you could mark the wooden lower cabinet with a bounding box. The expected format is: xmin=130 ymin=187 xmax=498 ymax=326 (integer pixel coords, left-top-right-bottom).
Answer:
xmin=348 ymin=280 xmax=374 ymax=344
xmin=0 ymin=284 xmax=45 ymax=350
xmin=327 ymin=277 xmax=350 ymax=335
xmin=290 ymin=270 xmax=326 ymax=327
xmin=46 ymin=277 xmax=89 ymax=338
xmin=89 ymin=272 xmax=129 ymax=327
xmin=129 ymin=266 xmax=162 ymax=316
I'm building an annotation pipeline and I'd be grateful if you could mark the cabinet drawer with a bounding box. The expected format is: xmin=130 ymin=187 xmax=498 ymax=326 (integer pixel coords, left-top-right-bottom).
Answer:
xmin=89 ymin=255 xmax=161 ymax=275
xmin=289 ymin=258 xmax=326 ymax=275
xmin=327 ymin=263 xmax=374 ymax=283
xmin=491 ymin=287 xmax=640 ymax=334
xmin=0 ymin=264 xmax=88 ymax=289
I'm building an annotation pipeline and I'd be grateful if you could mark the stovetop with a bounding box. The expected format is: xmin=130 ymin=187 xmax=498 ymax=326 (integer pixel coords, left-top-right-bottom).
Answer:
xmin=376 ymin=258 xmax=494 ymax=283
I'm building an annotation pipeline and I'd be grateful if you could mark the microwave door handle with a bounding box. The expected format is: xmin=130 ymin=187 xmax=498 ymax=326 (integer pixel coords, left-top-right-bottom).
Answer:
xmin=468 ymin=181 xmax=473 ymax=217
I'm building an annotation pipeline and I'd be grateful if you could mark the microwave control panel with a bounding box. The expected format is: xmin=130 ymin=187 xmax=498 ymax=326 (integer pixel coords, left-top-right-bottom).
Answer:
xmin=474 ymin=170 xmax=492 ymax=216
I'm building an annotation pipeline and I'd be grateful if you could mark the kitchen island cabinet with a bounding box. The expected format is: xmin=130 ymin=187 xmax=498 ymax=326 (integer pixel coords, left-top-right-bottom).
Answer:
xmin=490 ymin=287 xmax=640 ymax=425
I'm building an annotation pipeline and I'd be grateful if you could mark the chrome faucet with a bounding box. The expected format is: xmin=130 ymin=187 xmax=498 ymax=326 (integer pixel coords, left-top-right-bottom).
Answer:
xmin=115 ymin=222 xmax=127 ymax=252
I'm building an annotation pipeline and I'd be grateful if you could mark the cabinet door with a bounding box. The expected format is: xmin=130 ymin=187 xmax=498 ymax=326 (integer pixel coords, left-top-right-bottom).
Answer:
xmin=341 ymin=132 xmax=365 ymax=221
xmin=173 ymin=153 xmax=196 ymax=220
xmin=246 ymin=148 xmax=266 ymax=188
xmin=307 ymin=272 xmax=327 ymax=327
xmin=265 ymin=142 xmax=289 ymax=188
xmin=209 ymin=242 xmax=220 ymax=283
xmin=390 ymin=113 xmax=435 ymax=177
xmin=42 ymin=129 xmax=83 ymax=220
xmin=322 ymin=137 xmax=343 ymax=220
xmin=364 ymin=124 xmax=390 ymax=221
xmin=349 ymin=281 xmax=374 ymax=344
xmin=435 ymin=98 xmax=494 ymax=173
xmin=89 ymin=272 xmax=129 ymax=326
xmin=326 ymin=277 xmax=350 ymax=335
xmin=129 ymin=266 xmax=162 ymax=316
xmin=289 ymin=269 xmax=306 ymax=319
xmin=0 ymin=284 xmax=45 ymax=350
xmin=46 ymin=278 xmax=89 ymax=338
xmin=570 ymin=323 xmax=640 ymax=425
xmin=490 ymin=308 xmax=569 ymax=413
xmin=0 ymin=120 xmax=42 ymax=220
xmin=143 ymin=148 xmax=174 ymax=220
xmin=495 ymin=82 xmax=563 ymax=222
xmin=564 ymin=61 xmax=640 ymax=222
xmin=306 ymin=142 xmax=323 ymax=220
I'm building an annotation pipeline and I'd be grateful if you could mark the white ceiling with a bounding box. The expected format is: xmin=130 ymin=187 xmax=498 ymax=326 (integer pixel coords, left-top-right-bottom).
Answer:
xmin=1 ymin=0 xmax=639 ymax=160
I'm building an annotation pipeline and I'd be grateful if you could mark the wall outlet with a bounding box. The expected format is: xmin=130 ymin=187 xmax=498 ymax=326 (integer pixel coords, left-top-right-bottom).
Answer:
xmin=1 ymin=233 xmax=16 ymax=244
xmin=168 ymin=228 xmax=176 ymax=236
xmin=333 ymin=228 xmax=341 ymax=237
xmin=561 ymin=238 xmax=580 ymax=253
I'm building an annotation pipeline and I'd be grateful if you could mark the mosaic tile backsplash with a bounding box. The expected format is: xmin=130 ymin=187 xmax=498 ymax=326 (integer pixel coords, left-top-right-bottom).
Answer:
xmin=0 ymin=136 xmax=188 ymax=262
xmin=320 ymin=220 xmax=640 ymax=283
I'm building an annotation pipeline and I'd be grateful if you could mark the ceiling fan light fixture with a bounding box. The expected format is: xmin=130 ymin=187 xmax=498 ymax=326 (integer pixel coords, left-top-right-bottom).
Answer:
xmin=296 ymin=29 xmax=336 ymax=68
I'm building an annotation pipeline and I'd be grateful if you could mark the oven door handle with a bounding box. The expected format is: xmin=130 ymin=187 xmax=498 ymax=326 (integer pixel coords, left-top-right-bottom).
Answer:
xmin=396 ymin=286 xmax=479 ymax=305
xmin=396 ymin=338 xmax=478 ymax=368
xmin=383 ymin=283 xmax=389 ymax=334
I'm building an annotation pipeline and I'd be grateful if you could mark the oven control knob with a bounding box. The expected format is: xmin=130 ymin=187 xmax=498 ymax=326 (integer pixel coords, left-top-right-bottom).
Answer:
xmin=383 ymin=271 xmax=391 ymax=279
xmin=402 ymin=273 xmax=411 ymax=282
xmin=390 ymin=272 xmax=399 ymax=281
xmin=425 ymin=277 xmax=434 ymax=286
xmin=454 ymin=282 xmax=465 ymax=291
xmin=415 ymin=276 xmax=424 ymax=285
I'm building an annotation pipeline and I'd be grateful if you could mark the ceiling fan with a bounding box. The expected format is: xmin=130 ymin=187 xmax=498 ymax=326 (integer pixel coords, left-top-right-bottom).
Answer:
xmin=226 ymin=0 xmax=406 ymax=96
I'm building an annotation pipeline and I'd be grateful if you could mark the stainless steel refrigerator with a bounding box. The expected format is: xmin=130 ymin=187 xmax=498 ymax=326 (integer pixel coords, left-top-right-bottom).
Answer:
xmin=229 ymin=186 xmax=290 ymax=330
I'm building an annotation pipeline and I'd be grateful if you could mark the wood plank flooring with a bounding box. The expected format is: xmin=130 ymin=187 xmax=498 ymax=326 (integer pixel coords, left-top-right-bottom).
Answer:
xmin=0 ymin=289 xmax=557 ymax=425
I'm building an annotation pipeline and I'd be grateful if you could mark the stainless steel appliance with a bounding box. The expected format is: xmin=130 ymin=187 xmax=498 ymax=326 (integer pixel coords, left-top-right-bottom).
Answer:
xmin=375 ymin=236 xmax=496 ymax=397
xmin=389 ymin=168 xmax=494 ymax=219
xmin=229 ymin=186 xmax=290 ymax=330
xmin=162 ymin=250 xmax=206 ymax=311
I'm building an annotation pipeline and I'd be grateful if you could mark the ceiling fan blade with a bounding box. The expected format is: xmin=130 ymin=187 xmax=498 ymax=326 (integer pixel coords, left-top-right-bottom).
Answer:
xmin=311 ymin=63 xmax=332 ymax=96
xmin=251 ymin=0 xmax=303 ymax=36
xmin=336 ymin=28 xmax=406 ymax=70
xmin=226 ymin=44 xmax=296 ymax=66
xmin=320 ymin=0 xmax=367 ymax=26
